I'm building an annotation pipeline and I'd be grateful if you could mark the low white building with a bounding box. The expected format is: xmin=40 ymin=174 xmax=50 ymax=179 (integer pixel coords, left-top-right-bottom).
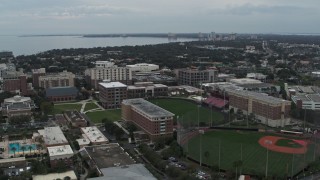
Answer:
xmin=81 ymin=126 xmax=109 ymax=145
xmin=38 ymin=126 xmax=69 ymax=147
xmin=33 ymin=170 xmax=77 ymax=180
xmin=246 ymin=73 xmax=267 ymax=81
xmin=47 ymin=145 xmax=74 ymax=167
xmin=311 ymin=71 xmax=320 ymax=78
xmin=126 ymin=63 xmax=159 ymax=72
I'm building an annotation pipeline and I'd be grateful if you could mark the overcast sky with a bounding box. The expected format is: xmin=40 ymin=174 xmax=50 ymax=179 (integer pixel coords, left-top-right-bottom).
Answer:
xmin=0 ymin=0 xmax=319 ymax=35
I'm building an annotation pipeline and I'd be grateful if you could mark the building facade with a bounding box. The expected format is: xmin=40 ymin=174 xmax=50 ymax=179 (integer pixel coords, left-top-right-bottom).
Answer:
xmin=39 ymin=70 xmax=75 ymax=89
xmin=85 ymin=61 xmax=132 ymax=89
xmin=32 ymin=68 xmax=46 ymax=88
xmin=45 ymin=87 xmax=78 ymax=102
xmin=3 ymin=71 xmax=28 ymax=95
xmin=126 ymin=63 xmax=159 ymax=72
xmin=2 ymin=95 xmax=34 ymax=118
xmin=122 ymin=98 xmax=174 ymax=140
xmin=177 ymin=67 xmax=217 ymax=87
xmin=127 ymin=82 xmax=168 ymax=98
xmin=98 ymin=81 xmax=127 ymax=109
xmin=47 ymin=145 xmax=74 ymax=168
xmin=226 ymin=88 xmax=291 ymax=127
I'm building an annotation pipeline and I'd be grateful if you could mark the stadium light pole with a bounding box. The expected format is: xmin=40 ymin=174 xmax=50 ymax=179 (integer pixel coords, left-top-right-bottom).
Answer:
xmin=199 ymin=129 xmax=204 ymax=166
xmin=303 ymin=109 xmax=306 ymax=133
xmin=218 ymin=140 xmax=221 ymax=174
xmin=291 ymin=153 xmax=294 ymax=179
xmin=210 ymin=104 xmax=213 ymax=127
xmin=265 ymin=143 xmax=269 ymax=178
xmin=197 ymin=104 xmax=201 ymax=129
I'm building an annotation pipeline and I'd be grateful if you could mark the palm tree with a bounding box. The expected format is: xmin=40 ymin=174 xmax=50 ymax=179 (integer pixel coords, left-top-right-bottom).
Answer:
xmin=28 ymin=146 xmax=33 ymax=155
xmin=11 ymin=147 xmax=17 ymax=157
xmin=21 ymin=146 xmax=26 ymax=156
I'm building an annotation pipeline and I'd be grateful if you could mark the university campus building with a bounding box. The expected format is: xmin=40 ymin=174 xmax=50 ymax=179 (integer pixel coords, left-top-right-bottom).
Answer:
xmin=121 ymin=98 xmax=174 ymax=140
xmin=226 ymin=88 xmax=291 ymax=127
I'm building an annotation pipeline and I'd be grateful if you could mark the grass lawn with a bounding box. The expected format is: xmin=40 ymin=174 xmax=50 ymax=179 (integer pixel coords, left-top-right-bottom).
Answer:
xmin=84 ymin=103 xmax=99 ymax=112
xmin=86 ymin=109 xmax=121 ymax=123
xmin=185 ymin=130 xmax=317 ymax=177
xmin=52 ymin=103 xmax=82 ymax=114
xmin=149 ymin=98 xmax=225 ymax=125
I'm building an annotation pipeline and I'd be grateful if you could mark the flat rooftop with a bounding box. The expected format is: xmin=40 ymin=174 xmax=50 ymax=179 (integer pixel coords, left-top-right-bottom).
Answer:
xmin=88 ymin=164 xmax=156 ymax=180
xmin=65 ymin=110 xmax=87 ymax=123
xmin=122 ymin=98 xmax=174 ymax=118
xmin=226 ymin=88 xmax=290 ymax=105
xmin=47 ymin=145 xmax=73 ymax=157
xmin=39 ymin=126 xmax=68 ymax=146
xmin=292 ymin=94 xmax=310 ymax=101
xmin=230 ymin=78 xmax=262 ymax=85
xmin=307 ymin=94 xmax=320 ymax=102
xmin=81 ymin=143 xmax=135 ymax=169
xmin=237 ymin=83 xmax=275 ymax=89
xmin=81 ymin=126 xmax=109 ymax=143
xmin=99 ymin=82 xmax=127 ymax=89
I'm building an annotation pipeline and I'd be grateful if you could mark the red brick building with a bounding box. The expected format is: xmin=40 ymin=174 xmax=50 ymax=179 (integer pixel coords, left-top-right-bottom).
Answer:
xmin=122 ymin=98 xmax=174 ymax=140
xmin=3 ymin=72 xmax=28 ymax=95
xmin=99 ymin=81 xmax=127 ymax=109
xmin=45 ymin=87 xmax=78 ymax=102
xmin=32 ymin=68 xmax=46 ymax=88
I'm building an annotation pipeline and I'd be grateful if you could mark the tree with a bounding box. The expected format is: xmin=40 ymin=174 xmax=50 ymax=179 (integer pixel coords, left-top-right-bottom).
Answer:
xmin=21 ymin=146 xmax=26 ymax=156
xmin=9 ymin=115 xmax=31 ymax=125
xmin=28 ymin=145 xmax=33 ymax=154
xmin=114 ymin=127 xmax=124 ymax=140
xmin=11 ymin=147 xmax=16 ymax=157
xmin=40 ymin=101 xmax=53 ymax=114
xmin=73 ymin=141 xmax=80 ymax=150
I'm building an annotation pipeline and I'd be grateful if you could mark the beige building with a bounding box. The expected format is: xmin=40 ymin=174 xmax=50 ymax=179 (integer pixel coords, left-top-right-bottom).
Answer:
xmin=85 ymin=61 xmax=132 ymax=89
xmin=39 ymin=70 xmax=75 ymax=89
xmin=226 ymin=88 xmax=291 ymax=127
xmin=177 ymin=67 xmax=217 ymax=87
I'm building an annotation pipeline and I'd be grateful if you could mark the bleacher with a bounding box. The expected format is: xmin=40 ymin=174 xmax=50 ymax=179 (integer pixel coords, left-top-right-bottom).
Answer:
xmin=203 ymin=96 xmax=228 ymax=109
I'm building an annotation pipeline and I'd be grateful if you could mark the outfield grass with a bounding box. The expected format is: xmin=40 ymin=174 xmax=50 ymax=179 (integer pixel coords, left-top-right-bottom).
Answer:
xmin=52 ymin=103 xmax=82 ymax=114
xmin=84 ymin=102 xmax=99 ymax=112
xmin=86 ymin=109 xmax=121 ymax=123
xmin=149 ymin=98 xmax=225 ymax=125
xmin=185 ymin=131 xmax=317 ymax=177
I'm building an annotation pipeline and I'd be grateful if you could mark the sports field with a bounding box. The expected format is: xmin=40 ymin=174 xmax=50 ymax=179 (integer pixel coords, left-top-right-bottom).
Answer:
xmin=149 ymin=98 xmax=225 ymax=125
xmin=52 ymin=103 xmax=82 ymax=114
xmin=184 ymin=130 xmax=319 ymax=177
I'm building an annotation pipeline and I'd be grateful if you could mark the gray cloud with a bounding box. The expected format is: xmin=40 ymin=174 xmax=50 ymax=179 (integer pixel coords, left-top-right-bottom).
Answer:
xmin=0 ymin=0 xmax=319 ymax=34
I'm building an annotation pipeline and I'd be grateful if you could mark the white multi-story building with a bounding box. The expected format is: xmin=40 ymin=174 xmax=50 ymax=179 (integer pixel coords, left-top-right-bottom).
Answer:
xmin=85 ymin=61 xmax=132 ymax=89
xmin=177 ymin=67 xmax=217 ymax=87
xmin=126 ymin=63 xmax=159 ymax=72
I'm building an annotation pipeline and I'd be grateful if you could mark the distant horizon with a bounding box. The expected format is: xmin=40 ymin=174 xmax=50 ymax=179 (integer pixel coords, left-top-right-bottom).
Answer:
xmin=1 ymin=32 xmax=320 ymax=36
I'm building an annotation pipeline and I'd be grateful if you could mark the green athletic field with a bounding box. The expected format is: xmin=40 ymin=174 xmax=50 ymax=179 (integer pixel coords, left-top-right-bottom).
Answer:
xmin=52 ymin=103 xmax=82 ymax=114
xmin=184 ymin=130 xmax=318 ymax=178
xmin=149 ymin=98 xmax=225 ymax=125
